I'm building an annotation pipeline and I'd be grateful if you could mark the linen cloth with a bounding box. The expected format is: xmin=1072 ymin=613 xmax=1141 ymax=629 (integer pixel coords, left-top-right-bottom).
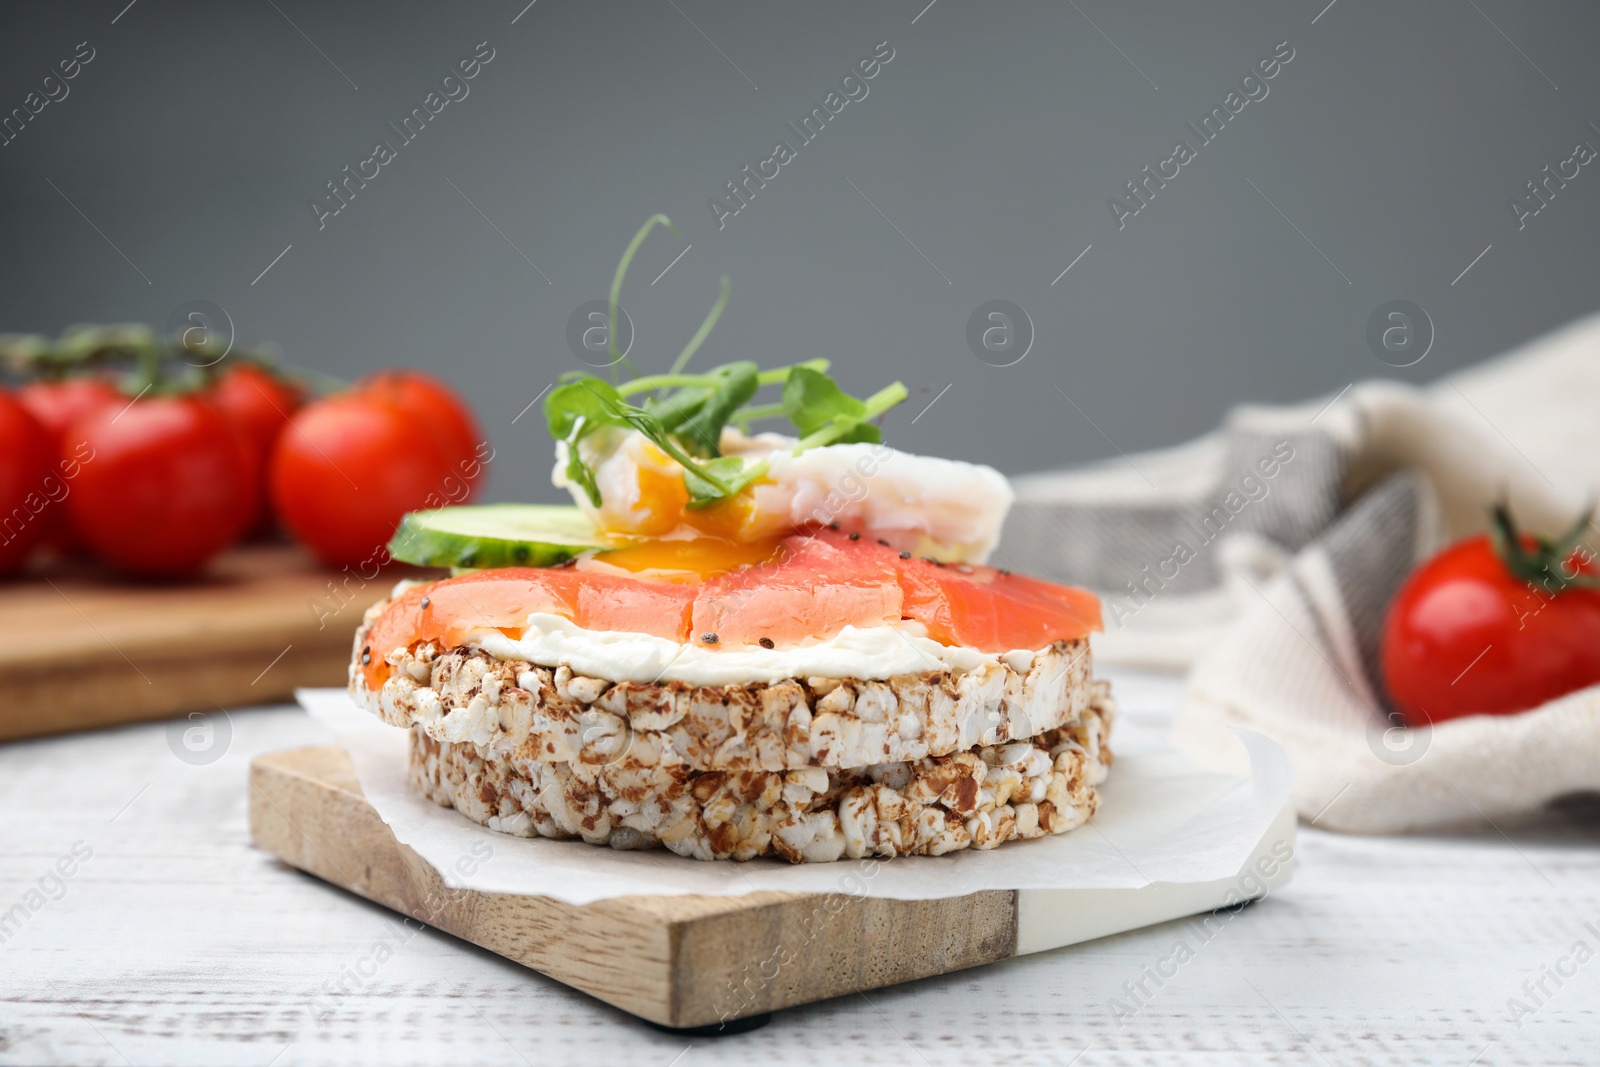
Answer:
xmin=992 ymin=311 xmax=1600 ymax=831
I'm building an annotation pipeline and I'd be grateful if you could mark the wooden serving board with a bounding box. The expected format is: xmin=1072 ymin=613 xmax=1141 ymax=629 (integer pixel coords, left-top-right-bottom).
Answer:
xmin=0 ymin=546 xmax=419 ymax=742
xmin=249 ymin=743 xmax=1296 ymax=1029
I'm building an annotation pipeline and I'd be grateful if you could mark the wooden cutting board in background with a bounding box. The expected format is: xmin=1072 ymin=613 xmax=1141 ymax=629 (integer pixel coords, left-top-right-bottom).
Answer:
xmin=0 ymin=545 xmax=425 ymax=743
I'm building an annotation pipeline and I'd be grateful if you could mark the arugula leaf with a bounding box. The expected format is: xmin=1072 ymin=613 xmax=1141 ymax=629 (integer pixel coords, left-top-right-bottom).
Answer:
xmin=674 ymin=361 xmax=759 ymax=457
xmin=561 ymin=444 xmax=604 ymax=507
xmin=640 ymin=356 xmax=757 ymax=454
xmin=545 ymin=378 xmax=625 ymax=440
xmin=683 ymin=455 xmax=752 ymax=506
xmin=583 ymin=391 xmax=747 ymax=499
xmin=781 ymin=366 xmax=882 ymax=445
xmin=643 ymin=385 xmax=712 ymax=434
xmin=545 ymin=379 xmax=630 ymax=507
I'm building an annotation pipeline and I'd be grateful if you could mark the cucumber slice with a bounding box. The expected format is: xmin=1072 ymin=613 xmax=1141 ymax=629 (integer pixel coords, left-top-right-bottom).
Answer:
xmin=388 ymin=504 xmax=607 ymax=569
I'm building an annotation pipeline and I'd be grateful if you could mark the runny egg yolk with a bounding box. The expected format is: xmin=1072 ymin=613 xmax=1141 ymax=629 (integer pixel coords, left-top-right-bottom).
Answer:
xmin=580 ymin=443 xmax=784 ymax=582
xmin=629 ymin=457 xmax=760 ymax=542
xmin=581 ymin=534 xmax=786 ymax=582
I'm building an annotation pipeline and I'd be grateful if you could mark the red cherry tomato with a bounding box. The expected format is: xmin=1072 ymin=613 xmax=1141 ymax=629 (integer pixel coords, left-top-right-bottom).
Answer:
xmin=16 ymin=377 xmax=122 ymax=445
xmin=210 ymin=364 xmax=303 ymax=464
xmin=209 ymin=364 xmax=305 ymax=531
xmin=1381 ymin=533 xmax=1600 ymax=725
xmin=0 ymin=392 xmax=53 ymax=576
xmin=356 ymin=370 xmax=485 ymax=498
xmin=15 ymin=377 xmax=121 ymax=553
xmin=270 ymin=393 xmax=454 ymax=568
xmin=64 ymin=394 xmax=257 ymax=576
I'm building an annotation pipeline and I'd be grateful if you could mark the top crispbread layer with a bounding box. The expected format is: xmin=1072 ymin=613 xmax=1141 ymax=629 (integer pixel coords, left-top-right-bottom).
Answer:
xmin=351 ymin=599 xmax=1093 ymax=774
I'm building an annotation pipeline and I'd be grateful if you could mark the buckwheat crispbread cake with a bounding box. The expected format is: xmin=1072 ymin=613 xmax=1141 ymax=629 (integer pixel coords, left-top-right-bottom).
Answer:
xmin=352 ymin=596 xmax=1114 ymax=863
xmin=353 ymin=615 xmax=1092 ymax=773
xmin=410 ymin=680 xmax=1114 ymax=862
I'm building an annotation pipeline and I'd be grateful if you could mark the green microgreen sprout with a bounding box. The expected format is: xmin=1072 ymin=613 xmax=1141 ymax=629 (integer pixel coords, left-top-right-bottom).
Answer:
xmin=545 ymin=216 xmax=907 ymax=509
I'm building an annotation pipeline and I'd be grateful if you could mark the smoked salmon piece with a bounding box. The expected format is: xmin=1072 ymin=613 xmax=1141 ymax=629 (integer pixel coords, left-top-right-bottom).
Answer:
xmin=361 ymin=567 xmax=694 ymax=680
xmin=360 ymin=528 xmax=1101 ymax=690
xmin=807 ymin=528 xmax=1103 ymax=652
xmin=692 ymin=532 xmax=903 ymax=647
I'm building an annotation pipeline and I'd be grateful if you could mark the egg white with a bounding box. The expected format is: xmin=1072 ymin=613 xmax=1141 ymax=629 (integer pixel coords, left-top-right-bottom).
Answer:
xmin=553 ymin=428 xmax=1014 ymax=563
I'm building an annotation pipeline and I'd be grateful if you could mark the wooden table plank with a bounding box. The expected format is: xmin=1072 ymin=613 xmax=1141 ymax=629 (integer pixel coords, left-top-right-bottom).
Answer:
xmin=3 ymin=672 xmax=1599 ymax=1065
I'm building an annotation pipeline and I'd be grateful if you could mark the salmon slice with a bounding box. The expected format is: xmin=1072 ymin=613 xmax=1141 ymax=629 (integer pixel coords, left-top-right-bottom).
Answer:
xmin=360 ymin=567 xmax=694 ymax=687
xmin=810 ymin=528 xmax=1103 ymax=652
xmin=361 ymin=529 xmax=1100 ymax=690
xmin=691 ymin=533 xmax=903 ymax=647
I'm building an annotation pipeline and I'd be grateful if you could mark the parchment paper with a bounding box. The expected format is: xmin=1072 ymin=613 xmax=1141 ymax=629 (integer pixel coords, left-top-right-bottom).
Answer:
xmin=297 ymin=688 xmax=1293 ymax=904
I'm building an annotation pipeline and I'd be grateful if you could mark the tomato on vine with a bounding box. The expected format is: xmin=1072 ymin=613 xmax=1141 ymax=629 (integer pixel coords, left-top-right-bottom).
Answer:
xmin=355 ymin=370 xmax=485 ymax=495
xmin=15 ymin=376 xmax=121 ymax=553
xmin=270 ymin=391 xmax=455 ymax=569
xmin=209 ymin=363 xmax=306 ymax=532
xmin=0 ymin=391 xmax=53 ymax=575
xmin=64 ymin=393 xmax=257 ymax=576
xmin=16 ymin=376 xmax=122 ymax=445
xmin=1 ymin=325 xmax=487 ymax=580
xmin=1382 ymin=505 xmax=1600 ymax=724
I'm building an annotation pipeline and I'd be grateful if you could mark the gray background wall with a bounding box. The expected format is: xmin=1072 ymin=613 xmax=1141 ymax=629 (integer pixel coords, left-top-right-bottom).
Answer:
xmin=2 ymin=1 xmax=1596 ymax=506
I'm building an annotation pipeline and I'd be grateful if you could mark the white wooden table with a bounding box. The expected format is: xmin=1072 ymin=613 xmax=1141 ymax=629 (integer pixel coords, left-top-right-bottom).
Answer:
xmin=2 ymin=670 xmax=1597 ymax=1066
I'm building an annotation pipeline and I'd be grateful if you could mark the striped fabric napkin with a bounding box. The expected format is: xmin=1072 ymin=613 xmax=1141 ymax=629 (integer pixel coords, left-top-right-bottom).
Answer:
xmin=993 ymin=311 xmax=1600 ymax=832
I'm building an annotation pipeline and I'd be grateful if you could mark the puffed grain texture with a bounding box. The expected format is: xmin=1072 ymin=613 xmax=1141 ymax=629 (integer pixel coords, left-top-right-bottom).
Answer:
xmin=352 ymin=601 xmax=1092 ymax=775
xmin=408 ymin=680 xmax=1115 ymax=863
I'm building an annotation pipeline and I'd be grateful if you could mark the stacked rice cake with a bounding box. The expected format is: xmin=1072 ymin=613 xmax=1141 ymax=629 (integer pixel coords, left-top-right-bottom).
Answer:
xmin=351 ymin=610 xmax=1113 ymax=863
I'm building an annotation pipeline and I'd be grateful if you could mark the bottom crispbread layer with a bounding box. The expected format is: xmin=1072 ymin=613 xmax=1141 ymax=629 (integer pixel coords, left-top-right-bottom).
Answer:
xmin=409 ymin=680 xmax=1114 ymax=863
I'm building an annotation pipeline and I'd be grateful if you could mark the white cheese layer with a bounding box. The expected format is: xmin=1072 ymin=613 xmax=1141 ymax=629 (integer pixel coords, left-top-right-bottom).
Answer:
xmin=470 ymin=613 xmax=1038 ymax=686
